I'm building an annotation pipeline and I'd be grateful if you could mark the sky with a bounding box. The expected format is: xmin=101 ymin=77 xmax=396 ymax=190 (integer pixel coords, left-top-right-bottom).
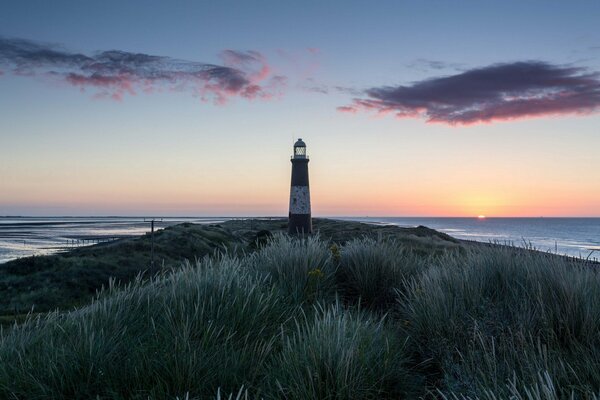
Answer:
xmin=1 ymin=0 xmax=600 ymax=217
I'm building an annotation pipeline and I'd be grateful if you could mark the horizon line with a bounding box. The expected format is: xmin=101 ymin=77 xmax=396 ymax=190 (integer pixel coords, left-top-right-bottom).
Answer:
xmin=1 ymin=215 xmax=600 ymax=219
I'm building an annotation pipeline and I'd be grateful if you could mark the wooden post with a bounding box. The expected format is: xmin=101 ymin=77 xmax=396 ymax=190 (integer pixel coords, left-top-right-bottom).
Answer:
xmin=144 ymin=218 xmax=162 ymax=269
xmin=151 ymin=219 xmax=155 ymax=269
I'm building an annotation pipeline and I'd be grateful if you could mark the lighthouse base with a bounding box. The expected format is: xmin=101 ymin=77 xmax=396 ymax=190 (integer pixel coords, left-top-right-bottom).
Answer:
xmin=288 ymin=213 xmax=312 ymax=234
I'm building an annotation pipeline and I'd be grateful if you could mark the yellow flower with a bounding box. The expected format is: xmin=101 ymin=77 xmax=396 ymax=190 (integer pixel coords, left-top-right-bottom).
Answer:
xmin=329 ymin=244 xmax=341 ymax=262
xmin=308 ymin=268 xmax=325 ymax=279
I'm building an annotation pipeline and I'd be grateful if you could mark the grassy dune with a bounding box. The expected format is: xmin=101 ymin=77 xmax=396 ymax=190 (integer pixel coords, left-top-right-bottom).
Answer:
xmin=0 ymin=224 xmax=599 ymax=399
xmin=0 ymin=223 xmax=244 ymax=316
xmin=0 ymin=218 xmax=460 ymax=317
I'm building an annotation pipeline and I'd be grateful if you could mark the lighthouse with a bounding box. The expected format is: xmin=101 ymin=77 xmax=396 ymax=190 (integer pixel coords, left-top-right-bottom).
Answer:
xmin=288 ymin=138 xmax=312 ymax=234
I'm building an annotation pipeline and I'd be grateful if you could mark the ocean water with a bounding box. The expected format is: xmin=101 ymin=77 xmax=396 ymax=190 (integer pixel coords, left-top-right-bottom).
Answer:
xmin=0 ymin=216 xmax=598 ymax=264
xmin=340 ymin=217 xmax=600 ymax=260
xmin=0 ymin=217 xmax=229 ymax=264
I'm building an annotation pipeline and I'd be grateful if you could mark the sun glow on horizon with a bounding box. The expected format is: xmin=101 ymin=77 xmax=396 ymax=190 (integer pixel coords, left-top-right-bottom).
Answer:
xmin=478 ymin=215 xmax=486 ymax=219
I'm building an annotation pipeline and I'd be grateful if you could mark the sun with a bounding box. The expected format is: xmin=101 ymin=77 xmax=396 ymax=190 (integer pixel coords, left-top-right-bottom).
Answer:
xmin=477 ymin=215 xmax=486 ymax=219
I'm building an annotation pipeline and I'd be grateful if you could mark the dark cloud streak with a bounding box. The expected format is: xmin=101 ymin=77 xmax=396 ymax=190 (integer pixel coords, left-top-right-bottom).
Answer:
xmin=406 ymin=58 xmax=464 ymax=72
xmin=340 ymin=61 xmax=600 ymax=125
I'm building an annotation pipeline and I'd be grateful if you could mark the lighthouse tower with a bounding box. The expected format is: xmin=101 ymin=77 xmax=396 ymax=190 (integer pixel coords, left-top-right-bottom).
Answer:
xmin=288 ymin=138 xmax=312 ymax=234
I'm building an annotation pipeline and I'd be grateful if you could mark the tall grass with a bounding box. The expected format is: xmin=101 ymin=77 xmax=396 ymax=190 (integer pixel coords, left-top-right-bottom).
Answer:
xmin=0 ymin=256 xmax=291 ymax=399
xmin=268 ymin=303 xmax=412 ymax=399
xmin=249 ymin=234 xmax=336 ymax=304
xmin=441 ymin=371 xmax=600 ymax=400
xmin=1 ymin=234 xmax=599 ymax=399
xmin=399 ymin=247 xmax=600 ymax=398
xmin=337 ymin=237 xmax=426 ymax=309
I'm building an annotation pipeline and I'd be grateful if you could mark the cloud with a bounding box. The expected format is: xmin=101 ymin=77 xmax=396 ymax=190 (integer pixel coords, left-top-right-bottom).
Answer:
xmin=219 ymin=50 xmax=263 ymax=66
xmin=339 ymin=61 xmax=600 ymax=125
xmin=0 ymin=37 xmax=284 ymax=104
xmin=336 ymin=106 xmax=357 ymax=113
xmin=303 ymin=85 xmax=329 ymax=94
xmin=406 ymin=58 xmax=464 ymax=72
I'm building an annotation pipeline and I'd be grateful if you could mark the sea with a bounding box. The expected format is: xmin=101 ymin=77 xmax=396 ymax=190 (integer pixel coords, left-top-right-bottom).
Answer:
xmin=0 ymin=216 xmax=599 ymax=264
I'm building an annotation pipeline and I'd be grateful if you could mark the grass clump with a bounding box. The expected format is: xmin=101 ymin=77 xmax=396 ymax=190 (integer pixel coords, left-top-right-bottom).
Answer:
xmin=268 ymin=304 xmax=412 ymax=399
xmin=337 ymin=237 xmax=425 ymax=309
xmin=250 ymin=234 xmax=336 ymax=304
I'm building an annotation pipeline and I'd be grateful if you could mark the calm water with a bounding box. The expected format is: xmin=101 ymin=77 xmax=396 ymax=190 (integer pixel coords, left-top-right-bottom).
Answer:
xmin=0 ymin=217 xmax=229 ymax=264
xmin=1 ymin=216 xmax=599 ymax=264
xmin=340 ymin=217 xmax=600 ymax=259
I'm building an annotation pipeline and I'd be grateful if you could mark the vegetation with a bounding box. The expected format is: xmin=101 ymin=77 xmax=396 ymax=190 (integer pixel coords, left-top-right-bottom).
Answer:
xmin=401 ymin=248 xmax=600 ymax=398
xmin=0 ymin=218 xmax=460 ymax=316
xmin=268 ymin=304 xmax=412 ymax=399
xmin=337 ymin=237 xmax=426 ymax=310
xmin=0 ymin=220 xmax=598 ymax=398
xmin=0 ymin=223 xmax=243 ymax=316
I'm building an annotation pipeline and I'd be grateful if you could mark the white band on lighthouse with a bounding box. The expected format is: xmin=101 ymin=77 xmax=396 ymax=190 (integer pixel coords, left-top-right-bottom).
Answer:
xmin=289 ymin=186 xmax=311 ymax=214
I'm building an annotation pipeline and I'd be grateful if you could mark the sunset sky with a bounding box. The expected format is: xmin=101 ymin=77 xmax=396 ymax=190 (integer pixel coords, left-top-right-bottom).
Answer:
xmin=1 ymin=1 xmax=600 ymax=217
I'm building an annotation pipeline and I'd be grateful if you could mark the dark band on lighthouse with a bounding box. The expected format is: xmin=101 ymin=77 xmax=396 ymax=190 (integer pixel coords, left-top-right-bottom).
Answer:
xmin=289 ymin=138 xmax=312 ymax=234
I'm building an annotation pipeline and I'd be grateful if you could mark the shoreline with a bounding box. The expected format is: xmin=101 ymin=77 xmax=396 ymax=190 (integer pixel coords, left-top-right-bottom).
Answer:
xmin=1 ymin=216 xmax=599 ymax=264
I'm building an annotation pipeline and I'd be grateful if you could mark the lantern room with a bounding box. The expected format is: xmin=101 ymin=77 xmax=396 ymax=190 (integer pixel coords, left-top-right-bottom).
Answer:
xmin=293 ymin=138 xmax=307 ymax=159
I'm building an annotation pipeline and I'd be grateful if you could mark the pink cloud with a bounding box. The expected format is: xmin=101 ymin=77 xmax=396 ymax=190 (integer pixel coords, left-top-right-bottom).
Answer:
xmin=0 ymin=37 xmax=286 ymax=104
xmin=336 ymin=106 xmax=357 ymax=114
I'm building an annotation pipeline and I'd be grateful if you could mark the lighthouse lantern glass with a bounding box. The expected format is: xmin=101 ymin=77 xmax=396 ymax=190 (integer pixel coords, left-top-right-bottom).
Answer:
xmin=295 ymin=146 xmax=306 ymax=157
